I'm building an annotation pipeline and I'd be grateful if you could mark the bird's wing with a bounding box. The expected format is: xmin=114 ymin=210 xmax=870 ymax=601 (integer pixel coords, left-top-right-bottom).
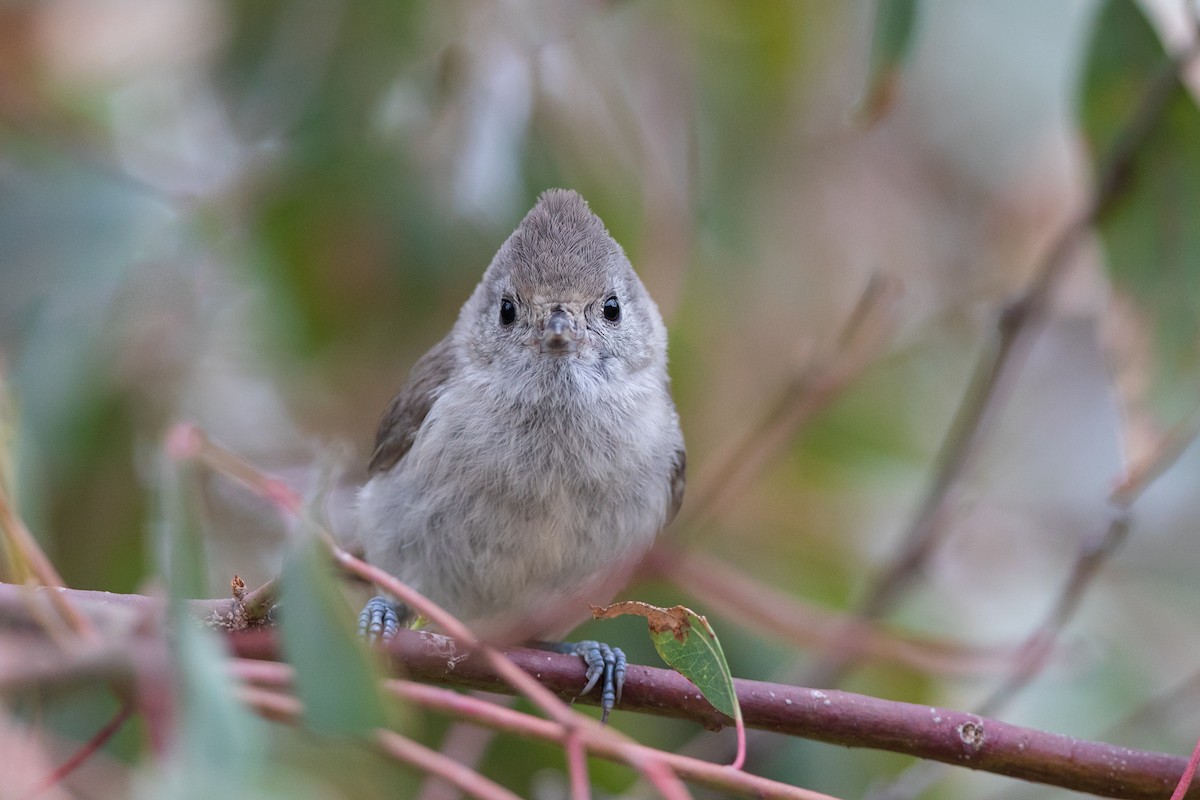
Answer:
xmin=367 ymin=334 xmax=458 ymax=476
xmin=667 ymin=447 xmax=686 ymax=525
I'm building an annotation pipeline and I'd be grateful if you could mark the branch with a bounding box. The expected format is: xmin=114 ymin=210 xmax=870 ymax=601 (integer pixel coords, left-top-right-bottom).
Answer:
xmin=646 ymin=545 xmax=1018 ymax=678
xmin=865 ymin=420 xmax=1200 ymax=800
xmin=166 ymin=424 xmax=694 ymax=799
xmin=806 ymin=16 xmax=1200 ymax=689
xmin=374 ymin=728 xmax=525 ymax=800
xmin=223 ymin=625 xmax=1194 ymax=800
xmin=233 ymin=661 xmax=834 ymax=800
xmin=4 ymin=582 xmax=1198 ymax=799
xmin=0 ymin=483 xmax=97 ymax=642
xmin=26 ymin=701 xmax=134 ymax=798
xmin=677 ymin=275 xmax=900 ymax=532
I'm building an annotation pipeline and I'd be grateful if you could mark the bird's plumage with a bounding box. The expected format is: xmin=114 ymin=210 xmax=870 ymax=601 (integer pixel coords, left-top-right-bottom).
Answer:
xmin=357 ymin=189 xmax=684 ymax=642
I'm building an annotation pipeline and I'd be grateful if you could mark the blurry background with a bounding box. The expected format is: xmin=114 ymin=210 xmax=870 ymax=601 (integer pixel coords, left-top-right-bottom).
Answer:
xmin=3 ymin=1 xmax=1200 ymax=797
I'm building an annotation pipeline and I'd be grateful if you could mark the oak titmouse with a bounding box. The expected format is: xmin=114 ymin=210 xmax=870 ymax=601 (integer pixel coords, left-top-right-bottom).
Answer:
xmin=356 ymin=189 xmax=685 ymax=717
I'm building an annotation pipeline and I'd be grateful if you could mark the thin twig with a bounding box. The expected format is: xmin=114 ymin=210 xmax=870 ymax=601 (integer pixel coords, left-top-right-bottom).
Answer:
xmin=24 ymin=700 xmax=134 ymax=800
xmin=863 ymin=511 xmax=1132 ymax=800
xmin=165 ymin=424 xmax=302 ymax=516
xmin=329 ymin=547 xmax=701 ymax=799
xmin=647 ymin=545 xmax=1016 ymax=677
xmin=165 ymin=424 xmax=692 ymax=800
xmin=238 ymin=576 xmax=280 ymax=623
xmin=232 ymin=663 xmax=837 ymax=800
xmin=976 ymin=400 xmax=1200 ymax=711
xmin=234 ymin=683 xmax=523 ymax=800
xmin=8 ymin=590 xmax=1200 ymax=800
xmin=376 ymin=729 xmax=524 ymax=800
xmin=865 ymin=386 xmax=1200 ymax=800
xmin=1172 ymin=737 xmax=1200 ymax=800
xmin=0 ymin=486 xmax=96 ymax=641
xmin=236 ymin=683 xmax=302 ymax=721
xmin=977 ymin=511 xmax=1129 ymax=719
xmin=1110 ymin=412 xmax=1200 ymax=507
xmin=416 ymin=711 xmax=507 ymax=800
xmin=382 ymin=680 xmax=824 ymax=800
xmin=808 ymin=21 xmax=1200 ymax=690
xmin=566 ymin=730 xmax=591 ymax=800
xmin=167 ymin=424 xmax=581 ymax=723
xmin=224 ymin=628 xmax=1200 ymax=800
xmin=676 ymin=275 xmax=900 ymax=533
xmin=328 ymin=546 xmax=579 ymax=726
xmin=377 ymin=676 xmax=1193 ymax=800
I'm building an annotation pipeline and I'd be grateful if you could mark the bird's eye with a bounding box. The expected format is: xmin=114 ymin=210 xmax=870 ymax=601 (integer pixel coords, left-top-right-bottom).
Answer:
xmin=602 ymin=296 xmax=620 ymax=322
xmin=499 ymin=297 xmax=516 ymax=325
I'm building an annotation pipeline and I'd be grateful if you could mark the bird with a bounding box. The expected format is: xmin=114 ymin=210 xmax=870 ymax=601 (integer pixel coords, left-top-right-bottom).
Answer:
xmin=356 ymin=189 xmax=685 ymax=720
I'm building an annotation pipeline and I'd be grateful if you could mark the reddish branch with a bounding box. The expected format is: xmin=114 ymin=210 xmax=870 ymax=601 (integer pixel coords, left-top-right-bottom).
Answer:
xmin=646 ymin=544 xmax=1016 ymax=678
xmin=228 ymin=625 xmax=1192 ymax=800
xmin=234 ymin=662 xmax=831 ymax=800
xmin=27 ymin=701 xmax=134 ymax=797
xmin=3 ymin=583 xmax=1198 ymax=799
xmin=1171 ymin=737 xmax=1200 ymax=800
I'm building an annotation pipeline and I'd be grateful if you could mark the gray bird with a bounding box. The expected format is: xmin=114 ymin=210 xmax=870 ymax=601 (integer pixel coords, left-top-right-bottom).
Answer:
xmin=356 ymin=189 xmax=685 ymax=719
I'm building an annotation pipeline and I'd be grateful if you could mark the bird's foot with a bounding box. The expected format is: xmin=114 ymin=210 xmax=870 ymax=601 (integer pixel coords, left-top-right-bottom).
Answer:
xmin=544 ymin=640 xmax=626 ymax=723
xmin=357 ymin=596 xmax=410 ymax=644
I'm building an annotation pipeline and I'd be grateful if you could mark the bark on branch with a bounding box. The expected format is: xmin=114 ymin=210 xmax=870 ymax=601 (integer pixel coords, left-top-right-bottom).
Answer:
xmin=0 ymin=583 xmax=1190 ymax=800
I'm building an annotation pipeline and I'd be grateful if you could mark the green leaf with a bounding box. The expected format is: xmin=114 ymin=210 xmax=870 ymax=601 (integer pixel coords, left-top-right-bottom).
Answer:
xmin=280 ymin=535 xmax=387 ymax=737
xmin=135 ymin=600 xmax=382 ymax=799
xmin=862 ymin=0 xmax=920 ymax=121
xmin=132 ymin=615 xmax=273 ymax=800
xmin=593 ymin=601 xmax=742 ymax=722
xmin=175 ymin=616 xmax=265 ymax=770
xmin=1079 ymin=0 xmax=1200 ymax=425
xmin=1079 ymin=0 xmax=1164 ymax=158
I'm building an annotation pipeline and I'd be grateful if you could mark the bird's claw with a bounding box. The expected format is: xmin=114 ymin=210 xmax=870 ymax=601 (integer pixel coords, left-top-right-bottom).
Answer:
xmin=358 ymin=595 xmax=403 ymax=644
xmin=573 ymin=640 xmax=626 ymax=723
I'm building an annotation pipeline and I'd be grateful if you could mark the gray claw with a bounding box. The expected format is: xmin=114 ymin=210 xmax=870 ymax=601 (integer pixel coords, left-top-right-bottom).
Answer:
xmin=614 ymin=653 xmax=626 ymax=704
xmin=358 ymin=595 xmax=401 ymax=643
xmin=574 ymin=640 xmax=626 ymax=723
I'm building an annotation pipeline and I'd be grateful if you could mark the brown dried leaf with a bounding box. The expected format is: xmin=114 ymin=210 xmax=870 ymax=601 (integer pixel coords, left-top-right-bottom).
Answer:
xmin=591 ymin=601 xmax=703 ymax=644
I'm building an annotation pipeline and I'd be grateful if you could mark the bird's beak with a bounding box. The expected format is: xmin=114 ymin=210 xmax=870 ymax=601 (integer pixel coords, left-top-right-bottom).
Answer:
xmin=539 ymin=307 xmax=579 ymax=354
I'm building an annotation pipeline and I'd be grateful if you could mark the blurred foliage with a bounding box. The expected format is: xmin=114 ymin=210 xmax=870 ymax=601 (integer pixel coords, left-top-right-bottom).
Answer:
xmin=280 ymin=536 xmax=388 ymax=737
xmin=1081 ymin=0 xmax=1200 ymax=432
xmin=3 ymin=0 xmax=1200 ymax=798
